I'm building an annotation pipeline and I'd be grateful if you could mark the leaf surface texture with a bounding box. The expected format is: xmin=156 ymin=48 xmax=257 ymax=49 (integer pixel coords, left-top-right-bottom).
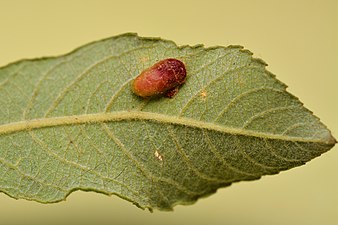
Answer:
xmin=0 ymin=34 xmax=335 ymax=210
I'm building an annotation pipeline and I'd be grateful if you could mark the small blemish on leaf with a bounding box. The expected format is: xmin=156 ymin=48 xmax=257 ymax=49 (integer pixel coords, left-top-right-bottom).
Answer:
xmin=200 ymin=90 xmax=207 ymax=98
xmin=154 ymin=150 xmax=163 ymax=162
xmin=140 ymin=56 xmax=149 ymax=63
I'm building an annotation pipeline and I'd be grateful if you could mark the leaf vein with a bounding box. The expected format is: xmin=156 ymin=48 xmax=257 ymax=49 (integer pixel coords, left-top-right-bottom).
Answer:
xmin=179 ymin=66 xmax=263 ymax=117
xmin=166 ymin=125 xmax=226 ymax=183
xmin=0 ymin=112 xmax=332 ymax=144
xmin=203 ymin=131 xmax=260 ymax=177
xmin=101 ymin=123 xmax=201 ymax=197
xmin=242 ymin=106 xmax=300 ymax=129
xmin=44 ymin=44 xmax=157 ymax=117
xmin=214 ymin=87 xmax=285 ymax=122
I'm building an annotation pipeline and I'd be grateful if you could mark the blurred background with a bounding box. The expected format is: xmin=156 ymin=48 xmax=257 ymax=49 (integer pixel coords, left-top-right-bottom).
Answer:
xmin=0 ymin=0 xmax=337 ymax=224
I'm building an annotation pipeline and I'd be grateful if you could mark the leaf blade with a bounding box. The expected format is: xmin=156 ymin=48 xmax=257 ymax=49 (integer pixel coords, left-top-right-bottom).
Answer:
xmin=0 ymin=33 xmax=335 ymax=210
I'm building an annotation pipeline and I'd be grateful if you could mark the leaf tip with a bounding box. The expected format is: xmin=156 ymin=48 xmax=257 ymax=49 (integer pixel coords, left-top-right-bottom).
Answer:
xmin=320 ymin=130 xmax=337 ymax=146
xmin=329 ymin=134 xmax=337 ymax=145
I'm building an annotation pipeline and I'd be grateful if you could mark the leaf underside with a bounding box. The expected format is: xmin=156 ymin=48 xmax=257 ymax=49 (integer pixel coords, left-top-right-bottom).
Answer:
xmin=0 ymin=33 xmax=335 ymax=211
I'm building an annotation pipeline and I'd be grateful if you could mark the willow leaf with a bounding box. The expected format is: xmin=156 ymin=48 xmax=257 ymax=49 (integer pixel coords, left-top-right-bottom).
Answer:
xmin=0 ymin=33 xmax=336 ymax=211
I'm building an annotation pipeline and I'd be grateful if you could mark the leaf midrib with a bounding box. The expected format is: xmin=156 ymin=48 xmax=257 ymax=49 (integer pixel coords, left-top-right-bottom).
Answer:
xmin=0 ymin=111 xmax=333 ymax=144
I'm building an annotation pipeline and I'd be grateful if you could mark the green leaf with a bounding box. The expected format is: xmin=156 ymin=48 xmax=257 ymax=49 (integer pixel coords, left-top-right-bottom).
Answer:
xmin=0 ymin=33 xmax=336 ymax=211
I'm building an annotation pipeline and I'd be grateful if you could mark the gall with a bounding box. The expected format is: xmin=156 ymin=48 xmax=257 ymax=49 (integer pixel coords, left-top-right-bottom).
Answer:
xmin=132 ymin=58 xmax=186 ymax=98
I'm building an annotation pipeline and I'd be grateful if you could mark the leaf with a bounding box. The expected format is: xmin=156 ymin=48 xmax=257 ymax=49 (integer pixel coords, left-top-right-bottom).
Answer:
xmin=0 ymin=33 xmax=336 ymax=211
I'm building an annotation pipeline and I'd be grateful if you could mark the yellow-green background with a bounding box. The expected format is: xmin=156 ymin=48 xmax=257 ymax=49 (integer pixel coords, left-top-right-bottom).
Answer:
xmin=0 ymin=0 xmax=337 ymax=224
